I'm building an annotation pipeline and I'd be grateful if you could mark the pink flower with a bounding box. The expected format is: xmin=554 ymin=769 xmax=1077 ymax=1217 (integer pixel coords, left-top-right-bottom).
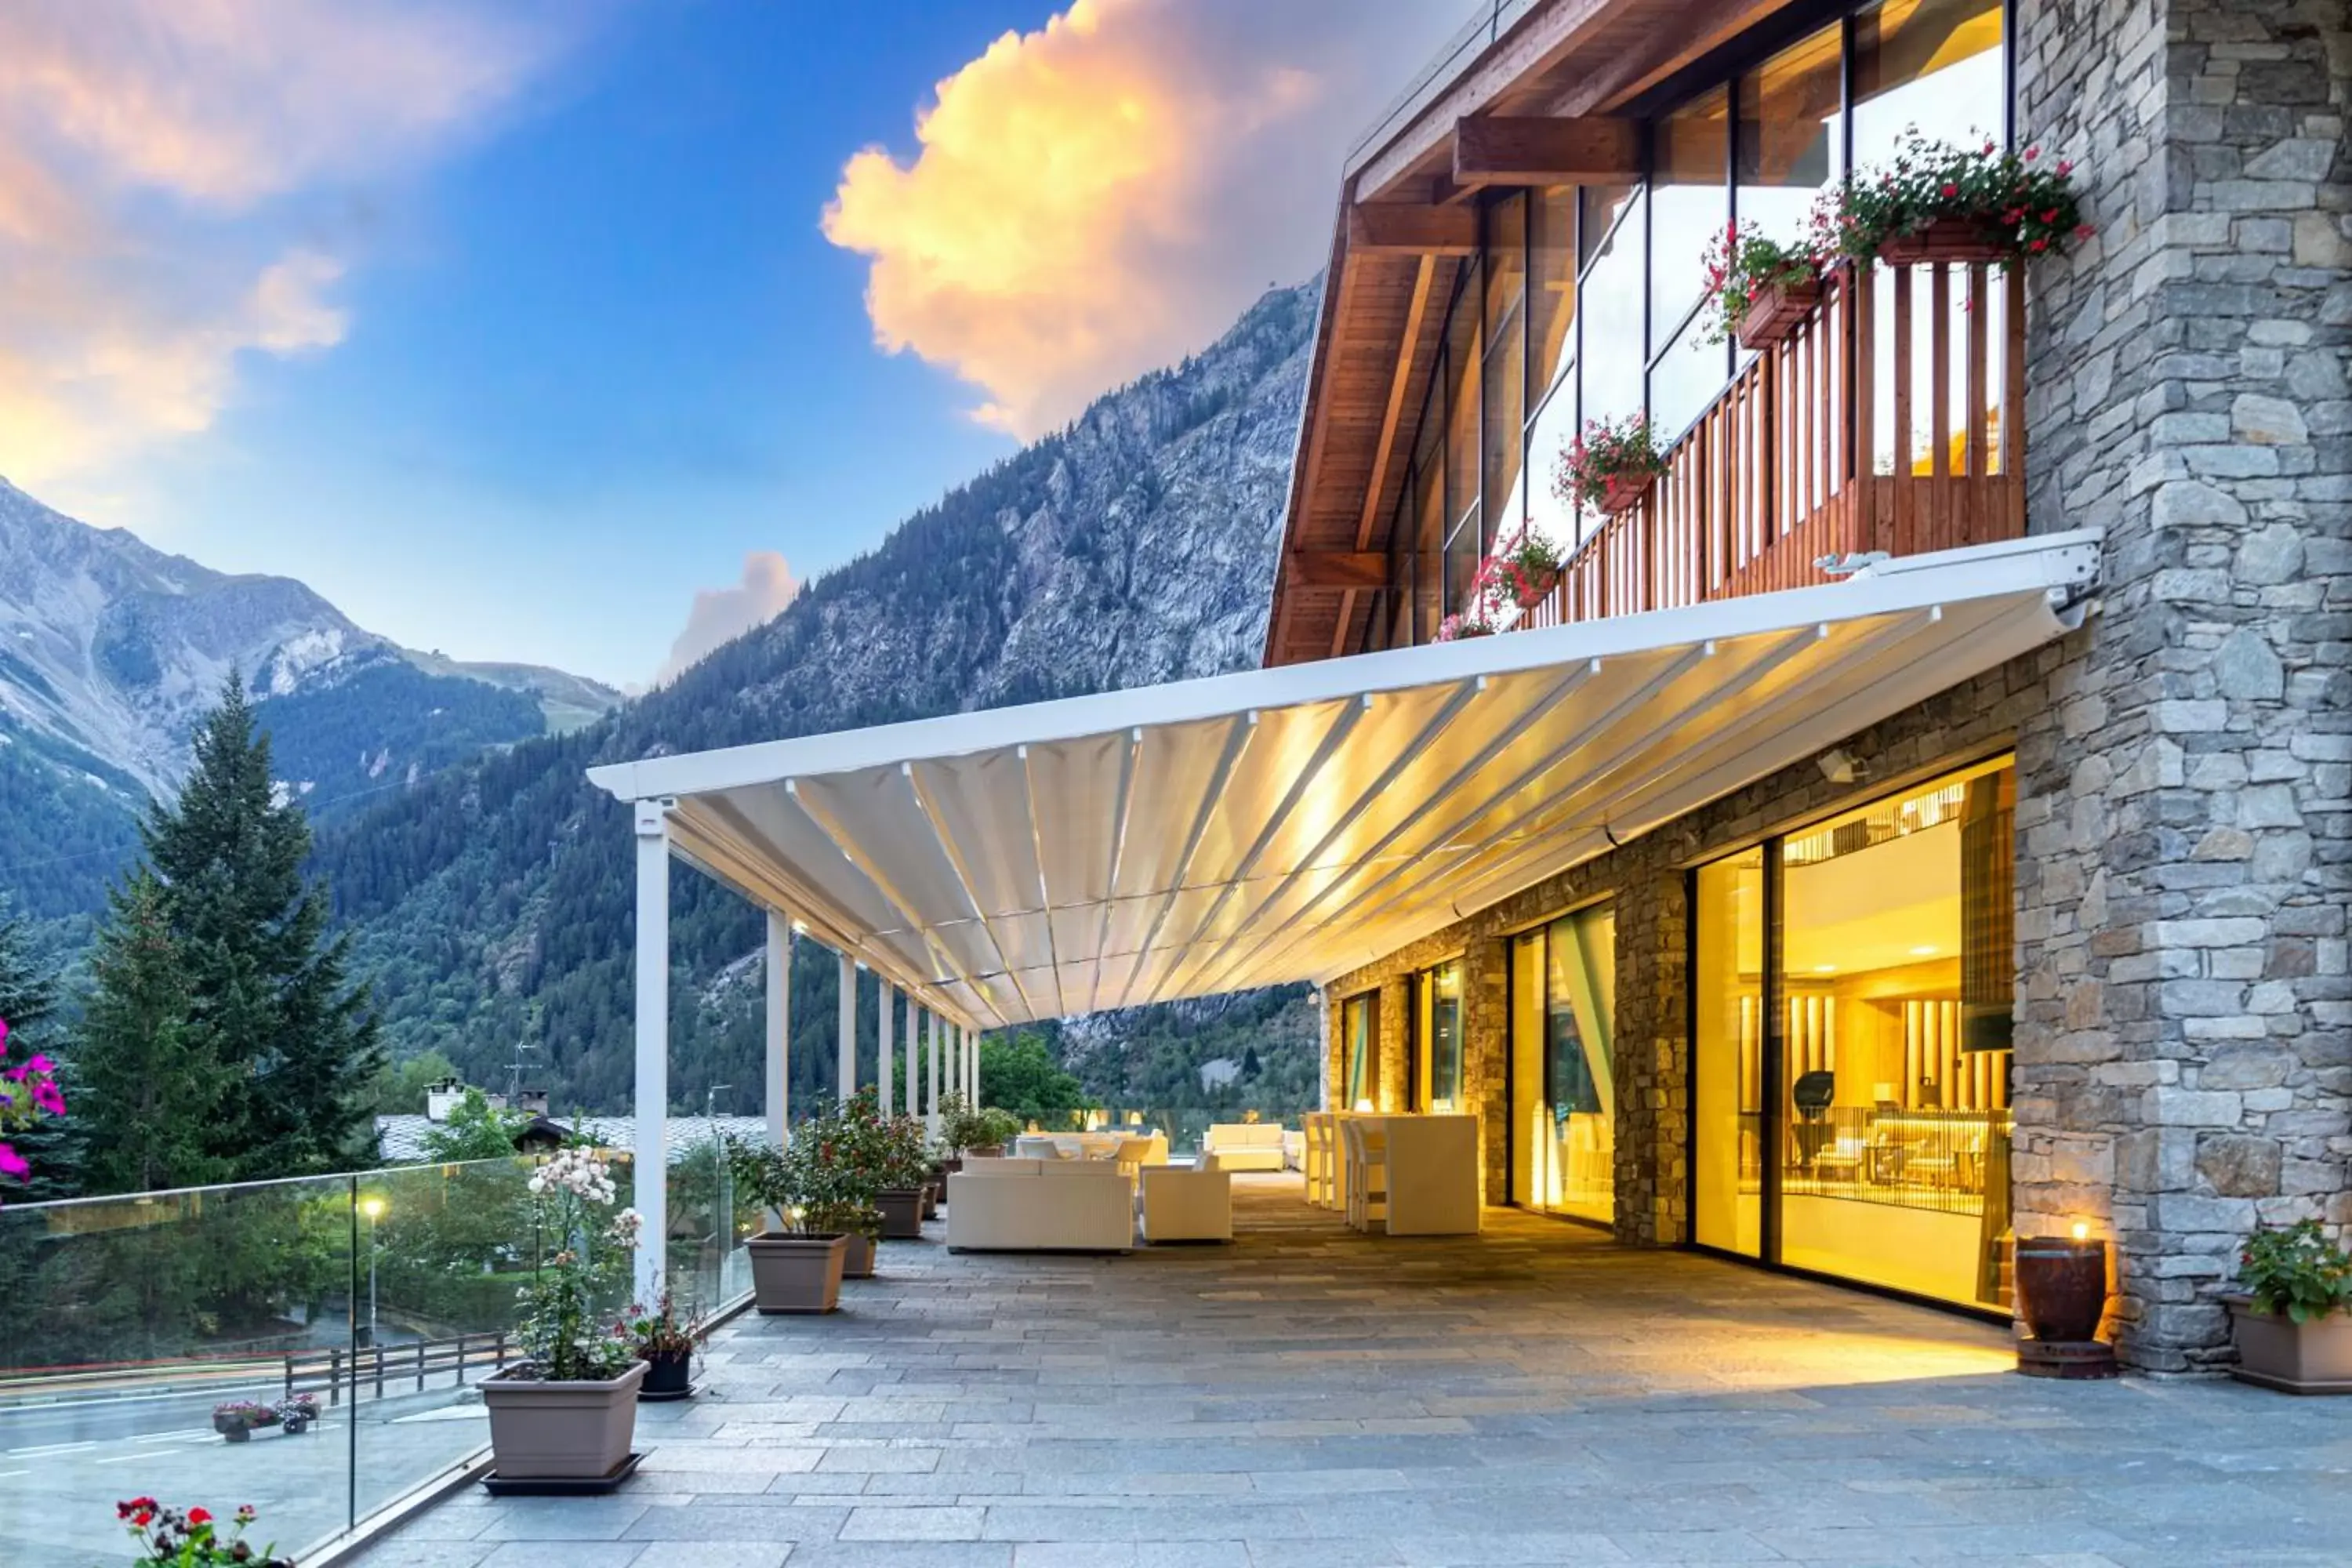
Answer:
xmin=2057 ymin=159 xmax=2074 ymax=176
xmin=1940 ymin=183 xmax=1959 ymax=198
xmin=0 ymin=1143 xmax=26 ymax=1178
xmin=2024 ymin=146 xmax=2039 ymax=161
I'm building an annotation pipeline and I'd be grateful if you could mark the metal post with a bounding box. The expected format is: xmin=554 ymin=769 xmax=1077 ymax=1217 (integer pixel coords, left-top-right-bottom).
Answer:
xmin=902 ymin=993 xmax=917 ymax=1117
xmin=879 ymin=980 xmax=895 ymax=1112
xmin=633 ymin=798 xmax=672 ymax=1305
xmin=765 ymin=911 xmax=791 ymax=1147
xmin=837 ymin=952 xmax=857 ymax=1105
xmin=928 ymin=1011 xmax=943 ymax=1130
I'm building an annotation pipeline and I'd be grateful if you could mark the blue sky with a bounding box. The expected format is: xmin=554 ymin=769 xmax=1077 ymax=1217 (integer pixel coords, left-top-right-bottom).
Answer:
xmin=1 ymin=2 xmax=1456 ymax=687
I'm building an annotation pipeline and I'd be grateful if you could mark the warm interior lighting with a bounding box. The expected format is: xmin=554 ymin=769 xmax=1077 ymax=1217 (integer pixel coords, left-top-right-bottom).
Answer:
xmin=1813 ymin=963 xmax=1837 ymax=973
xmin=1126 ymin=1111 xmax=1143 ymax=1127
xmin=359 ymin=1196 xmax=386 ymax=1221
xmin=1352 ymin=1098 xmax=1374 ymax=1113
xmin=2071 ymin=1221 xmax=2089 ymax=1241
xmin=1910 ymin=944 xmax=1937 ymax=956
xmin=1433 ymin=1097 xmax=1457 ymax=1113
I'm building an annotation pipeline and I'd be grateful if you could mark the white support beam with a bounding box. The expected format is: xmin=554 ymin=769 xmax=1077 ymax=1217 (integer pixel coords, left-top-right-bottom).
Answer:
xmin=902 ymin=990 xmax=917 ymax=1117
xmin=927 ymin=1011 xmax=944 ymax=1129
xmin=764 ymin=909 xmax=791 ymax=1149
xmin=878 ymin=979 xmax=895 ymax=1113
xmin=632 ymin=798 xmax=672 ymax=1305
xmin=837 ymin=952 xmax=857 ymax=1106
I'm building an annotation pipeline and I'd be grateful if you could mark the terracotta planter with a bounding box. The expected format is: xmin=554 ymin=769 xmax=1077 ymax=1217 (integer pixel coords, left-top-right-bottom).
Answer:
xmin=1592 ymin=473 xmax=1656 ymax=517
xmin=749 ymin=1230 xmax=851 ymax=1313
xmin=641 ymin=1348 xmax=693 ymax=1396
xmin=1735 ymin=276 xmax=1823 ymax=348
xmin=1878 ymin=217 xmax=2009 ymax=266
xmin=1510 ymin=570 xmax=1559 ymax=611
xmin=2228 ymin=1297 xmax=2352 ymax=1394
xmin=878 ymin=1188 xmax=926 ymax=1240
xmin=842 ymin=1231 xmax=877 ymax=1279
xmin=214 ymin=1415 xmax=254 ymax=1443
xmin=481 ymin=1359 xmax=645 ymax=1482
xmin=2016 ymin=1236 xmax=2107 ymax=1343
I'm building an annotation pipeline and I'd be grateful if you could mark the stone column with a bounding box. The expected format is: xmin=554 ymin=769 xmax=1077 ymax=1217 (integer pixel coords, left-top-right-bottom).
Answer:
xmin=2012 ymin=0 xmax=2350 ymax=1370
xmin=1613 ymin=866 xmax=1690 ymax=1247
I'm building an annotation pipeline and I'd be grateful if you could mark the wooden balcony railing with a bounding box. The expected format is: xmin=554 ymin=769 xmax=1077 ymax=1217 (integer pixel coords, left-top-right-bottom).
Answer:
xmin=1533 ymin=260 xmax=2028 ymax=627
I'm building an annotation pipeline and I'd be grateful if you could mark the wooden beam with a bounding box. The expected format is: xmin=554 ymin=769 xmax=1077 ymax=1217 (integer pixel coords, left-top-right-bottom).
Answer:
xmin=1287 ymin=550 xmax=1389 ymax=591
xmin=1453 ymin=115 xmax=1640 ymax=187
xmin=1334 ymin=256 xmax=1439 ymax=657
xmin=1347 ymin=203 xmax=1478 ymax=257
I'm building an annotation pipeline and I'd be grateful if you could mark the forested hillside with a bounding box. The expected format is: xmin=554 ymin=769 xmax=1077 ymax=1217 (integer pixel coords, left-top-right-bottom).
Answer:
xmin=318 ymin=282 xmax=1324 ymax=1116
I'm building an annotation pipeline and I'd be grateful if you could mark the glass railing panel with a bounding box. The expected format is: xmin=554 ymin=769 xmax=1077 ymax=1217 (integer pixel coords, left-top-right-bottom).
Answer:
xmin=0 ymin=1172 xmax=359 ymax=1566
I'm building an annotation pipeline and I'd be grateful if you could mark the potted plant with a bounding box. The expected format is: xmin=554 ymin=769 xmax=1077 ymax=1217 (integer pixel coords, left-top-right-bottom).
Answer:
xmin=478 ymin=1145 xmax=647 ymax=1483
xmin=1475 ymin=528 xmax=1564 ymax=612
xmin=1830 ymin=129 xmax=2090 ymax=267
xmin=961 ymin=1105 xmax=1022 ymax=1159
xmin=727 ymin=1127 xmax=862 ymax=1310
xmin=865 ymin=1098 xmax=935 ymax=1240
xmin=1434 ymin=602 xmax=1498 ymax=642
xmin=2227 ymin=1219 xmax=2352 ymax=1395
xmin=622 ymin=1294 xmax=702 ymax=1399
xmin=1556 ymin=414 xmax=1668 ymax=517
xmin=210 ymin=1395 xmax=318 ymax=1443
xmin=118 ymin=1500 xmax=291 ymax=1567
xmin=1699 ymin=219 xmax=1826 ymax=348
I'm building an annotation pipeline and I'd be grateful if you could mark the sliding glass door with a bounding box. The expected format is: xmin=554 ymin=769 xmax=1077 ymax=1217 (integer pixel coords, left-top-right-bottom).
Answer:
xmin=1509 ymin=906 xmax=1617 ymax=1221
xmin=1411 ymin=960 xmax=1464 ymax=1112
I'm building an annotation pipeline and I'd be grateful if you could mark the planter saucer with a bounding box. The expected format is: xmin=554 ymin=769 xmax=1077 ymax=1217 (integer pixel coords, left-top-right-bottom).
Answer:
xmin=2230 ymin=1366 xmax=2352 ymax=1396
xmin=481 ymin=1451 xmax=644 ymax=1496
xmin=638 ymin=1384 xmax=699 ymax=1403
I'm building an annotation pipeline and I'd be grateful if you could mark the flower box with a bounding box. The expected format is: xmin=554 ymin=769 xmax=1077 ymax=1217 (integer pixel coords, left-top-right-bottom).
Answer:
xmin=749 ymin=1231 xmax=851 ymax=1314
xmin=2228 ymin=1296 xmax=2352 ymax=1395
xmin=481 ymin=1359 xmax=646 ymax=1482
xmin=1735 ymin=276 xmax=1823 ymax=348
xmin=1593 ymin=473 xmax=1655 ymax=517
xmin=1877 ymin=218 xmax=2008 ymax=266
xmin=1508 ymin=570 xmax=1559 ymax=612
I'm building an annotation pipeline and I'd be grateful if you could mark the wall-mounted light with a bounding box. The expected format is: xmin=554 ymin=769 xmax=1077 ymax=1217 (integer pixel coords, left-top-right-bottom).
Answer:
xmin=1352 ymin=1098 xmax=1374 ymax=1114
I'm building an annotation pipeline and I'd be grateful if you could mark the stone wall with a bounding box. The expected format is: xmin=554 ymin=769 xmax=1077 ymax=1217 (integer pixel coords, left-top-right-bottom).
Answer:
xmin=2013 ymin=0 xmax=2351 ymax=1371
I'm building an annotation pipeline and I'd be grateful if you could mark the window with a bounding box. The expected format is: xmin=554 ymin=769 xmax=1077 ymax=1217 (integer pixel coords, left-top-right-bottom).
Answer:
xmin=1852 ymin=0 xmax=2007 ymax=160
xmin=1341 ymin=993 xmax=1377 ymax=1109
xmin=1510 ymin=905 xmax=1617 ymax=1221
xmin=1738 ymin=24 xmax=1846 ymax=248
xmin=1413 ymin=959 xmax=1464 ymax=1112
xmin=1483 ymin=194 xmax=1529 ymax=549
xmin=1693 ymin=760 xmax=2016 ymax=1309
xmin=1528 ymin=186 xmax=1577 ymax=405
xmin=1650 ymin=87 xmax=1730 ymax=351
xmin=1577 ymin=189 xmax=1646 ymax=428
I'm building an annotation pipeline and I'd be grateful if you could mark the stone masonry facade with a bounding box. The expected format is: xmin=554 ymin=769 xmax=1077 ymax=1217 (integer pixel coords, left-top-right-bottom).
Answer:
xmin=1321 ymin=0 xmax=2347 ymax=1373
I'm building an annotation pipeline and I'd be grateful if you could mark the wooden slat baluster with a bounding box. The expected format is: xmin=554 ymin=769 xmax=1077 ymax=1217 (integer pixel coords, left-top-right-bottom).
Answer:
xmin=1853 ymin=266 xmax=1877 ymax=549
xmin=1966 ymin=262 xmax=1989 ymax=488
xmin=1891 ymin=266 xmax=1913 ymax=556
xmin=1930 ymin=263 xmax=1952 ymax=557
xmin=2003 ymin=264 xmax=2027 ymax=534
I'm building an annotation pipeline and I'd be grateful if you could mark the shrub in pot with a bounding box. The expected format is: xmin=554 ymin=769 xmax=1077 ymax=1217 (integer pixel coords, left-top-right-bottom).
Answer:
xmin=118 ymin=1500 xmax=292 ymax=1566
xmin=622 ymin=1293 xmax=702 ymax=1397
xmin=2227 ymin=1219 xmax=2352 ymax=1395
xmin=726 ymin=1116 xmax=878 ymax=1305
xmin=481 ymin=1146 xmax=647 ymax=1481
xmin=1555 ymin=415 xmax=1667 ymax=518
xmin=856 ymin=1095 xmax=935 ymax=1240
xmin=1472 ymin=528 xmax=1564 ymax=614
xmin=1698 ymin=220 xmax=1826 ymax=349
xmin=1828 ymin=130 xmax=2091 ymax=267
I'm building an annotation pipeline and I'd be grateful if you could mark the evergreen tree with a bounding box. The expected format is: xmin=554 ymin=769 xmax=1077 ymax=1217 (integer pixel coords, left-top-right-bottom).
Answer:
xmin=142 ymin=675 xmax=383 ymax=1178
xmin=74 ymin=873 xmax=227 ymax=1195
xmin=0 ymin=894 xmax=82 ymax=1198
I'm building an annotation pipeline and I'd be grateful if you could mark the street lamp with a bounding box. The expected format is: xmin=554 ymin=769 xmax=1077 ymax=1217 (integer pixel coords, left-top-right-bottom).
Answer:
xmin=358 ymin=1195 xmax=385 ymax=1348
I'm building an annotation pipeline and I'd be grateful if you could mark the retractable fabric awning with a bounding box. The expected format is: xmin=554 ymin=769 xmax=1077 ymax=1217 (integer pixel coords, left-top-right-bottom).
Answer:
xmin=590 ymin=532 xmax=2097 ymax=1029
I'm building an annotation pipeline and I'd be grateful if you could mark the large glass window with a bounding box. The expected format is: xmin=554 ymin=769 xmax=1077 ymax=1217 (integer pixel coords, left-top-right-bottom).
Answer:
xmin=1528 ymin=186 xmax=1578 ymax=405
xmin=1414 ymin=959 xmax=1464 ymax=1112
xmin=1483 ymin=194 xmax=1529 ymax=548
xmin=1739 ymin=25 xmax=1846 ymax=247
xmin=1510 ymin=906 xmax=1617 ymax=1221
xmin=1852 ymin=0 xmax=2007 ymax=159
xmin=1341 ymin=993 xmax=1377 ymax=1110
xmin=1693 ymin=848 xmax=1765 ymax=1258
xmin=1650 ymin=88 xmax=1730 ymax=353
xmin=1694 ymin=760 xmax=2016 ymax=1310
xmin=1577 ymin=189 xmax=1646 ymax=428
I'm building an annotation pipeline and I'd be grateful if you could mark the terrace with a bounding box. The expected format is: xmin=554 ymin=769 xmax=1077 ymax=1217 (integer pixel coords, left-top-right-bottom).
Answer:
xmin=344 ymin=1178 xmax=2347 ymax=1568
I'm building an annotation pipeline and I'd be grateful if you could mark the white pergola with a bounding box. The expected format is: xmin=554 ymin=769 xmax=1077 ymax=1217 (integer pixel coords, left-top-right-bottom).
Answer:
xmin=589 ymin=531 xmax=2098 ymax=1294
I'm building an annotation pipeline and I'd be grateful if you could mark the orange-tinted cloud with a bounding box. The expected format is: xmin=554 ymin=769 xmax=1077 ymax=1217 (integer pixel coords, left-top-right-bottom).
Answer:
xmin=659 ymin=551 xmax=804 ymax=684
xmin=0 ymin=2 xmax=572 ymax=493
xmin=823 ymin=0 xmax=1457 ymax=438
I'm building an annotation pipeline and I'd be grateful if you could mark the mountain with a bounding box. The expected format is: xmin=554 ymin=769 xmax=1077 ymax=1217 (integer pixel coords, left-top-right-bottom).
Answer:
xmin=0 ymin=481 xmax=622 ymax=916
xmin=318 ymin=281 xmax=1323 ymax=1116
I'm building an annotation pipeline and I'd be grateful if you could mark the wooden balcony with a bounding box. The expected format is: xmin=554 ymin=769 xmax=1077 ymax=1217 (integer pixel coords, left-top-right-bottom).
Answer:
xmin=1531 ymin=260 xmax=2028 ymax=628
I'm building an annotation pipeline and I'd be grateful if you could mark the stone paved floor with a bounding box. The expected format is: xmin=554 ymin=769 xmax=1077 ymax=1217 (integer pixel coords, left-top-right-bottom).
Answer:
xmin=358 ymin=1176 xmax=2352 ymax=1567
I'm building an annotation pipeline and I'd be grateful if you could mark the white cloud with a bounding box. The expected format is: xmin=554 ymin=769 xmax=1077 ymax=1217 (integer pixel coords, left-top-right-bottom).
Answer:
xmin=0 ymin=1 xmax=573 ymax=492
xmin=658 ymin=551 xmax=804 ymax=684
xmin=822 ymin=0 xmax=1457 ymax=439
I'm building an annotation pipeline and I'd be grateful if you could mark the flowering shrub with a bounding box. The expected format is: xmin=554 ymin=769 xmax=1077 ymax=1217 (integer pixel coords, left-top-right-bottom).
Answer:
xmin=1697 ymin=220 xmax=1824 ymax=343
xmin=514 ymin=1146 xmax=641 ymax=1382
xmin=1472 ymin=528 xmax=1564 ymax=612
xmin=1828 ymin=129 xmax=2089 ymax=261
xmin=725 ymin=1100 xmax=884 ymax=1240
xmin=1555 ymin=415 xmax=1668 ymax=511
xmin=621 ymin=1292 xmax=702 ymax=1359
xmin=938 ymin=1093 xmax=1022 ymax=1154
xmin=118 ymin=1499 xmax=289 ymax=1566
xmin=0 ymin=1016 xmax=66 ymax=1194
xmin=1434 ymin=604 xmax=1497 ymax=641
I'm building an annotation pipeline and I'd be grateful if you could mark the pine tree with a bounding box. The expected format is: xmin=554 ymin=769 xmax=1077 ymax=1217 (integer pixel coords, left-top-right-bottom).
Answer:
xmin=74 ymin=873 xmax=227 ymax=1194
xmin=143 ymin=674 xmax=383 ymax=1178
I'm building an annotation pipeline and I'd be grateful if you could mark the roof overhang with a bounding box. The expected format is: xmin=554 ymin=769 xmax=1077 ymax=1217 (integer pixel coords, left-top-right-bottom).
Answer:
xmin=590 ymin=533 xmax=2098 ymax=1031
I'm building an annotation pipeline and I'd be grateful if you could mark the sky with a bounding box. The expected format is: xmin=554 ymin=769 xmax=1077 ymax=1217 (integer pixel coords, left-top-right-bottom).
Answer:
xmin=0 ymin=0 xmax=1462 ymax=689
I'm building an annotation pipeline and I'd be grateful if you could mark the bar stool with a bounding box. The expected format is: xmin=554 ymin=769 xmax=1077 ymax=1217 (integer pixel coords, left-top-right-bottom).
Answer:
xmin=1344 ymin=1120 xmax=1388 ymax=1232
xmin=1304 ymin=1114 xmax=1335 ymax=1207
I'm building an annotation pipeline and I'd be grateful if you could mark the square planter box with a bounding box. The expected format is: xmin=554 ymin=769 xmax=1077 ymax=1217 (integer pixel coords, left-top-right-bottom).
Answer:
xmin=1736 ymin=276 xmax=1823 ymax=349
xmin=2228 ymin=1297 xmax=2352 ymax=1394
xmin=1878 ymin=218 xmax=2009 ymax=266
xmin=1592 ymin=473 xmax=1656 ymax=517
xmin=481 ymin=1359 xmax=645 ymax=1481
xmin=878 ymin=1188 xmax=926 ymax=1240
xmin=749 ymin=1230 xmax=851 ymax=1313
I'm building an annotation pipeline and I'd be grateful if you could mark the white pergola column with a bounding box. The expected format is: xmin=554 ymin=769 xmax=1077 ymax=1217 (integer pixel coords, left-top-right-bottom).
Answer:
xmin=837 ymin=953 xmax=856 ymax=1105
xmin=927 ymin=1011 xmax=943 ymax=1129
xmin=902 ymin=994 xmax=917 ymax=1116
xmin=878 ymin=981 xmax=895 ymax=1112
xmin=764 ymin=910 xmax=791 ymax=1149
xmin=632 ymin=799 xmax=671 ymax=1305
xmin=966 ymin=1025 xmax=979 ymax=1103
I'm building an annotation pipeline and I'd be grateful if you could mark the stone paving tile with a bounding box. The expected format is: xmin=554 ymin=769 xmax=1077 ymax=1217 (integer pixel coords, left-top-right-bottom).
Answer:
xmin=356 ymin=1178 xmax=2352 ymax=1568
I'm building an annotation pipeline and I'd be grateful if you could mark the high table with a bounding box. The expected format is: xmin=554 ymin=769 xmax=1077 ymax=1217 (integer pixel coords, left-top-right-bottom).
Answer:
xmin=1330 ymin=1112 xmax=1481 ymax=1236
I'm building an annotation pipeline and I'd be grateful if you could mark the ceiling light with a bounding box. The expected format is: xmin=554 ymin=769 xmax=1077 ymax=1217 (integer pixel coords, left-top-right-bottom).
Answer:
xmin=1911 ymin=944 xmax=1937 ymax=956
